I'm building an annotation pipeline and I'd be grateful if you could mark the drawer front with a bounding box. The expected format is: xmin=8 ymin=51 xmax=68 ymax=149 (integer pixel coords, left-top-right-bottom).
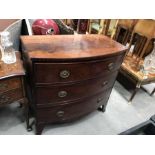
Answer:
xmin=0 ymin=88 xmax=23 ymax=105
xmin=34 ymin=54 xmax=123 ymax=84
xmin=35 ymin=71 xmax=118 ymax=106
xmin=0 ymin=77 xmax=22 ymax=94
xmin=36 ymin=89 xmax=112 ymax=122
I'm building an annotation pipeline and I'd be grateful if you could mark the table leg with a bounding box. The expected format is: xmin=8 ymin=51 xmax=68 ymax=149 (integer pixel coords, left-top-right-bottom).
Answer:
xmin=129 ymin=82 xmax=141 ymax=103
xmin=23 ymin=98 xmax=32 ymax=132
xmin=26 ymin=104 xmax=33 ymax=132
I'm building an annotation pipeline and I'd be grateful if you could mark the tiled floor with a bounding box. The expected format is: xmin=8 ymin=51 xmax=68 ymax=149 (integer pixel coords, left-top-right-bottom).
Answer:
xmin=0 ymin=81 xmax=155 ymax=135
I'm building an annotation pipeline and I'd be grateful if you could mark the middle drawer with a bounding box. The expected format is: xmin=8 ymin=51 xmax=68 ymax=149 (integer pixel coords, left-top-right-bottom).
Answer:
xmin=35 ymin=71 xmax=118 ymax=106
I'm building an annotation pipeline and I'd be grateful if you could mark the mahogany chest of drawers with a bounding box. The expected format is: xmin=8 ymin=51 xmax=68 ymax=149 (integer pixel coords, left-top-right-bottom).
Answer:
xmin=21 ymin=34 xmax=127 ymax=134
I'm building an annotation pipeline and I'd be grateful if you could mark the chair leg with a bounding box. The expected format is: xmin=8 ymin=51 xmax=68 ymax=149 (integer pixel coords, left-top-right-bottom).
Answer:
xmin=139 ymin=39 xmax=150 ymax=60
xmin=26 ymin=104 xmax=33 ymax=132
xmin=151 ymin=88 xmax=155 ymax=96
xmin=129 ymin=82 xmax=141 ymax=103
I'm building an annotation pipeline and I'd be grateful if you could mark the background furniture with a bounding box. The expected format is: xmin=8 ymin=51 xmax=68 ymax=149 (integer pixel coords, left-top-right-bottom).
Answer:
xmin=127 ymin=19 xmax=155 ymax=60
xmin=77 ymin=19 xmax=89 ymax=34
xmin=21 ymin=34 xmax=126 ymax=134
xmin=120 ymin=59 xmax=155 ymax=102
xmin=70 ymin=19 xmax=79 ymax=30
xmin=113 ymin=19 xmax=137 ymax=45
xmin=118 ymin=20 xmax=155 ymax=102
xmin=88 ymin=19 xmax=104 ymax=34
xmin=0 ymin=52 xmax=29 ymax=129
xmin=3 ymin=19 xmax=23 ymax=51
xmin=88 ymin=19 xmax=111 ymax=35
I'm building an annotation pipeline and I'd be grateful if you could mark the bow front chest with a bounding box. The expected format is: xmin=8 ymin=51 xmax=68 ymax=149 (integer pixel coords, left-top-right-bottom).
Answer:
xmin=21 ymin=34 xmax=127 ymax=134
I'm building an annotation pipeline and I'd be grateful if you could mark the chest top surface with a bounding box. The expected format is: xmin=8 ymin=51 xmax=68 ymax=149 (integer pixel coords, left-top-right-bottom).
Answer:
xmin=0 ymin=52 xmax=25 ymax=80
xmin=21 ymin=34 xmax=127 ymax=60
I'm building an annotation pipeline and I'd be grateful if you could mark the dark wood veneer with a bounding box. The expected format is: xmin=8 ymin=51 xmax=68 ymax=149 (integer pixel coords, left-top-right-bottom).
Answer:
xmin=21 ymin=34 xmax=127 ymax=134
xmin=0 ymin=88 xmax=23 ymax=105
xmin=33 ymin=55 xmax=123 ymax=84
xmin=0 ymin=77 xmax=22 ymax=93
xmin=35 ymin=72 xmax=118 ymax=106
xmin=36 ymin=88 xmax=112 ymax=123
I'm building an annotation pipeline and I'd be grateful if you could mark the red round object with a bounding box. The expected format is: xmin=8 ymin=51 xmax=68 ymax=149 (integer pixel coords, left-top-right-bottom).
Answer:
xmin=32 ymin=19 xmax=60 ymax=35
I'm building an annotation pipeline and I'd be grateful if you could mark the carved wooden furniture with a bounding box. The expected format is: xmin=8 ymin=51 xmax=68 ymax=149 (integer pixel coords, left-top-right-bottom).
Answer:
xmin=119 ymin=20 xmax=155 ymax=102
xmin=88 ymin=19 xmax=111 ymax=35
xmin=0 ymin=52 xmax=29 ymax=129
xmin=127 ymin=20 xmax=155 ymax=60
xmin=21 ymin=34 xmax=127 ymax=135
xmin=120 ymin=56 xmax=155 ymax=102
xmin=88 ymin=19 xmax=104 ymax=34
xmin=77 ymin=19 xmax=89 ymax=34
xmin=113 ymin=19 xmax=137 ymax=45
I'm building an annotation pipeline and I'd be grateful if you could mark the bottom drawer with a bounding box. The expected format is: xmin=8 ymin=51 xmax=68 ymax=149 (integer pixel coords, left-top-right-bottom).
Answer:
xmin=0 ymin=88 xmax=23 ymax=106
xmin=36 ymin=88 xmax=112 ymax=123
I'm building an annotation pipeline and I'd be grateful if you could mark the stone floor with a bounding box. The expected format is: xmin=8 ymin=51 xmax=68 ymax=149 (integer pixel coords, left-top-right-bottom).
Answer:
xmin=0 ymin=81 xmax=155 ymax=135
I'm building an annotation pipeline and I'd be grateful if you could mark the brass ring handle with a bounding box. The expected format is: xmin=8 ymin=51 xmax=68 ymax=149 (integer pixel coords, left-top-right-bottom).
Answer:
xmin=56 ymin=111 xmax=64 ymax=117
xmin=102 ymin=81 xmax=108 ymax=87
xmin=0 ymin=83 xmax=8 ymax=89
xmin=60 ymin=70 xmax=70 ymax=79
xmin=58 ymin=91 xmax=67 ymax=98
xmin=108 ymin=63 xmax=114 ymax=71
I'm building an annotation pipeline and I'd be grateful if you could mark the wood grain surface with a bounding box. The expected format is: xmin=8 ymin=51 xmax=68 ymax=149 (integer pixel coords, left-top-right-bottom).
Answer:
xmin=0 ymin=52 xmax=25 ymax=80
xmin=21 ymin=34 xmax=127 ymax=60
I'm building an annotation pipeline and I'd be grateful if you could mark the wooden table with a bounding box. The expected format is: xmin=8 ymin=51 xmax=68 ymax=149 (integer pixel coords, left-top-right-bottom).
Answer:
xmin=0 ymin=52 xmax=30 ymax=131
xmin=120 ymin=54 xmax=155 ymax=103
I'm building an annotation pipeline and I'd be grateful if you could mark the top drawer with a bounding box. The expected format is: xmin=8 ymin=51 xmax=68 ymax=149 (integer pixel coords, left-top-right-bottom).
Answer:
xmin=0 ymin=77 xmax=22 ymax=94
xmin=33 ymin=54 xmax=124 ymax=84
